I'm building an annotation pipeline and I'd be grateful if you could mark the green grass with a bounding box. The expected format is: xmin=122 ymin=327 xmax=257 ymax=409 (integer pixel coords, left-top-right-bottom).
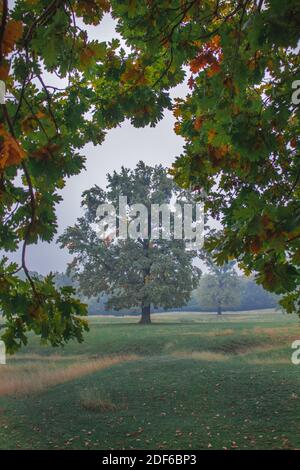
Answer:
xmin=0 ymin=309 xmax=300 ymax=450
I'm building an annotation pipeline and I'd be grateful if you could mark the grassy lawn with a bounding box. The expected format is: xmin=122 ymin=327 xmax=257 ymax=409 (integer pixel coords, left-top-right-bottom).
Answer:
xmin=0 ymin=310 xmax=300 ymax=450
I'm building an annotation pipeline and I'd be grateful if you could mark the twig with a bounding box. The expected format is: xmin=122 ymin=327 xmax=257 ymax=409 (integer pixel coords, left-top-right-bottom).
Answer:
xmin=0 ymin=0 xmax=8 ymax=66
xmin=152 ymin=47 xmax=174 ymax=88
xmin=257 ymin=0 xmax=264 ymax=12
xmin=24 ymin=0 xmax=63 ymax=46
xmin=37 ymin=74 xmax=59 ymax=134
xmin=13 ymin=48 xmax=31 ymax=125
xmin=1 ymin=103 xmax=38 ymax=296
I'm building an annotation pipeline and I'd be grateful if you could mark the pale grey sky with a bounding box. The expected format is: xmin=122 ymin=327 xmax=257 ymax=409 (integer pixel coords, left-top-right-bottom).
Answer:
xmin=25 ymin=113 xmax=186 ymax=274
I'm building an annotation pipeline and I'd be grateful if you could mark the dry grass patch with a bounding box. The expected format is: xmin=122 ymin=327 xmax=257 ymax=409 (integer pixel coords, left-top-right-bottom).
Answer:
xmin=246 ymin=357 xmax=292 ymax=365
xmin=9 ymin=353 xmax=84 ymax=362
xmin=0 ymin=354 xmax=139 ymax=397
xmin=171 ymin=350 xmax=229 ymax=362
xmin=253 ymin=326 xmax=299 ymax=342
xmin=172 ymin=342 xmax=287 ymax=361
xmin=182 ymin=329 xmax=235 ymax=337
xmin=231 ymin=343 xmax=281 ymax=355
xmin=253 ymin=326 xmax=293 ymax=335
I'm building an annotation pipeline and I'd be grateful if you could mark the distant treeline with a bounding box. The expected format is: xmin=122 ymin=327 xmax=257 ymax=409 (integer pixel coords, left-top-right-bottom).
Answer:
xmin=53 ymin=272 xmax=278 ymax=316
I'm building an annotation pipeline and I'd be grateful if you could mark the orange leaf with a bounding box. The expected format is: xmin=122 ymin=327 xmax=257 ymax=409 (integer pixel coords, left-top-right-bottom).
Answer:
xmin=207 ymin=128 xmax=217 ymax=143
xmin=290 ymin=137 xmax=297 ymax=149
xmin=194 ymin=116 xmax=204 ymax=131
xmin=21 ymin=112 xmax=47 ymax=134
xmin=120 ymin=61 xmax=147 ymax=85
xmin=0 ymin=62 xmax=9 ymax=81
xmin=31 ymin=143 xmax=60 ymax=160
xmin=250 ymin=237 xmax=262 ymax=254
xmin=174 ymin=123 xmax=182 ymax=135
xmin=0 ymin=125 xmax=26 ymax=169
xmin=173 ymin=105 xmax=181 ymax=119
xmin=2 ymin=20 xmax=23 ymax=55
xmin=214 ymin=144 xmax=230 ymax=158
xmin=207 ymin=62 xmax=221 ymax=77
xmin=209 ymin=35 xmax=221 ymax=50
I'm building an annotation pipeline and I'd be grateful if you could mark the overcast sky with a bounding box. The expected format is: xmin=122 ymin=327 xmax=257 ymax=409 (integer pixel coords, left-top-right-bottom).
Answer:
xmin=8 ymin=12 xmax=188 ymax=274
xmin=25 ymin=113 xmax=186 ymax=274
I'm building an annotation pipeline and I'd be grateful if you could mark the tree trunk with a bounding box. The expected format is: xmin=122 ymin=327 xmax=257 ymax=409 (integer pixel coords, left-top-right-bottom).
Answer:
xmin=139 ymin=304 xmax=151 ymax=324
xmin=139 ymin=238 xmax=151 ymax=325
xmin=217 ymin=302 xmax=222 ymax=315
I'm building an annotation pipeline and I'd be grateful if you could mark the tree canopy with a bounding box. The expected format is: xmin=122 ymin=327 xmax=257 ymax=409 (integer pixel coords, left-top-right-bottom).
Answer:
xmin=195 ymin=258 xmax=241 ymax=314
xmin=59 ymin=162 xmax=201 ymax=324
xmin=0 ymin=1 xmax=299 ymax=350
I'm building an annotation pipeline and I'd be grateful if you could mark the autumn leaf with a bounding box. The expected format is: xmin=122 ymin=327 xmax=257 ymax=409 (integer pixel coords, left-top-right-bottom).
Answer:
xmin=174 ymin=123 xmax=182 ymax=135
xmin=21 ymin=112 xmax=47 ymax=134
xmin=31 ymin=143 xmax=60 ymax=160
xmin=214 ymin=144 xmax=230 ymax=158
xmin=189 ymin=35 xmax=222 ymax=75
xmin=249 ymin=237 xmax=262 ymax=255
xmin=207 ymin=62 xmax=221 ymax=77
xmin=261 ymin=214 xmax=274 ymax=230
xmin=0 ymin=125 xmax=26 ymax=169
xmin=28 ymin=304 xmax=46 ymax=320
xmin=194 ymin=116 xmax=204 ymax=131
xmin=290 ymin=138 xmax=297 ymax=149
xmin=173 ymin=105 xmax=182 ymax=119
xmin=276 ymin=134 xmax=285 ymax=150
xmin=120 ymin=61 xmax=147 ymax=85
xmin=2 ymin=20 xmax=23 ymax=55
xmin=75 ymin=0 xmax=110 ymax=22
xmin=190 ymin=52 xmax=212 ymax=73
xmin=79 ymin=46 xmax=97 ymax=69
xmin=188 ymin=76 xmax=195 ymax=89
xmin=207 ymin=128 xmax=217 ymax=143
xmin=210 ymin=35 xmax=221 ymax=50
xmin=248 ymin=58 xmax=256 ymax=71
xmin=0 ymin=61 xmax=9 ymax=81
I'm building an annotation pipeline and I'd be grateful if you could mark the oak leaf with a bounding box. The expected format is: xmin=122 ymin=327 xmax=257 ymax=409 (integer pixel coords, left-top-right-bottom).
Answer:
xmin=2 ymin=20 xmax=23 ymax=55
xmin=0 ymin=126 xmax=26 ymax=169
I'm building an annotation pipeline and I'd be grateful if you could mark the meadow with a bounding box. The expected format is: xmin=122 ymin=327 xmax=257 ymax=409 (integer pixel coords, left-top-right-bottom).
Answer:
xmin=0 ymin=310 xmax=300 ymax=450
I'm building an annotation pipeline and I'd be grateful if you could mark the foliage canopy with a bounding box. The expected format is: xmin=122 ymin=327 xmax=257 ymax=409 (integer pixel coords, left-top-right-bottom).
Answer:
xmin=0 ymin=0 xmax=299 ymax=350
xmin=195 ymin=257 xmax=241 ymax=314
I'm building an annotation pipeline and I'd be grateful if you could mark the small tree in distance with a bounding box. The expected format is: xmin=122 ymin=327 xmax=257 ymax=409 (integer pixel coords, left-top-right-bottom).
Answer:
xmin=196 ymin=258 xmax=241 ymax=315
xmin=59 ymin=162 xmax=201 ymax=324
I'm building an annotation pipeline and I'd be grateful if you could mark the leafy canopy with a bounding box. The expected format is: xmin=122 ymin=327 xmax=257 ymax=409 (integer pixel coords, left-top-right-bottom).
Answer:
xmin=1 ymin=0 xmax=299 ymax=350
xmin=196 ymin=255 xmax=241 ymax=314
xmin=0 ymin=0 xmax=173 ymax=351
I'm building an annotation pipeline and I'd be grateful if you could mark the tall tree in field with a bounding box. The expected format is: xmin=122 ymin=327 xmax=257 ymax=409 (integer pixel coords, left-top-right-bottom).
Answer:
xmin=59 ymin=162 xmax=201 ymax=324
xmin=196 ymin=262 xmax=241 ymax=315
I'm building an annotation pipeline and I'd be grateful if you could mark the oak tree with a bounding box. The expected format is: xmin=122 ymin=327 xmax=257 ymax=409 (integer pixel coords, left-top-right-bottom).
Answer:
xmin=196 ymin=259 xmax=241 ymax=314
xmin=59 ymin=162 xmax=201 ymax=324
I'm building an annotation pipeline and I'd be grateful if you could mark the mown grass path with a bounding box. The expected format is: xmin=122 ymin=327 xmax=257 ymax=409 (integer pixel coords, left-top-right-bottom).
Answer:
xmin=0 ymin=311 xmax=299 ymax=449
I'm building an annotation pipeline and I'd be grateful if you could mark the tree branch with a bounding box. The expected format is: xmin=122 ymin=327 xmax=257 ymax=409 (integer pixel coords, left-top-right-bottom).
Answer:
xmin=1 ymin=103 xmax=38 ymax=297
xmin=0 ymin=0 xmax=8 ymax=66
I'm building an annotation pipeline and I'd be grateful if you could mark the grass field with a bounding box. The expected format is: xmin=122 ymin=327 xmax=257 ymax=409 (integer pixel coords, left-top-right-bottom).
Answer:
xmin=0 ymin=309 xmax=300 ymax=450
